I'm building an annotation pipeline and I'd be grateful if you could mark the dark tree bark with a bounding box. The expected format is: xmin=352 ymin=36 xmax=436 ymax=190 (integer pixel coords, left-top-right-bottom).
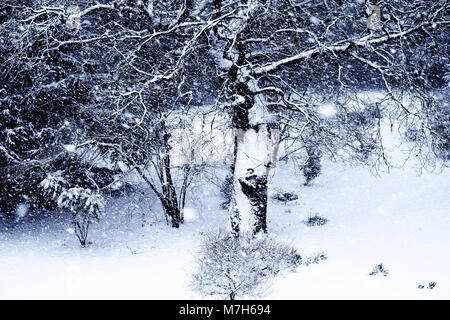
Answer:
xmin=238 ymin=169 xmax=268 ymax=234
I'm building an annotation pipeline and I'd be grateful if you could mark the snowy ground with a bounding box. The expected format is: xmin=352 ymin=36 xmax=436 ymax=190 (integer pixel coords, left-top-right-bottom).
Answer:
xmin=267 ymin=162 xmax=450 ymax=299
xmin=0 ymin=157 xmax=449 ymax=299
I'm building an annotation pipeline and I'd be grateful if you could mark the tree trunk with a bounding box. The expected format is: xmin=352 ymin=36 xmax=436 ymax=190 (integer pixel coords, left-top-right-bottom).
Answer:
xmin=131 ymin=119 xmax=182 ymax=229
xmin=229 ymin=124 xmax=275 ymax=235
xmin=229 ymin=93 xmax=277 ymax=236
xmin=134 ymin=164 xmax=181 ymax=228
xmin=163 ymin=197 xmax=181 ymax=228
xmin=217 ymin=2 xmax=278 ymax=236
xmin=159 ymin=119 xmax=182 ymax=228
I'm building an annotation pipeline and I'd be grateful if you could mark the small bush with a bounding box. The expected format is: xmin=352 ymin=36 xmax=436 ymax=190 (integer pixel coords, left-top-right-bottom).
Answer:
xmin=191 ymin=231 xmax=302 ymax=300
xmin=272 ymin=190 xmax=298 ymax=203
xmin=428 ymin=282 xmax=437 ymax=289
xmin=303 ymin=214 xmax=328 ymax=227
xmin=303 ymin=251 xmax=328 ymax=266
xmin=418 ymin=282 xmax=437 ymax=289
xmin=57 ymin=187 xmax=105 ymax=247
xmin=369 ymin=263 xmax=389 ymax=277
xmin=40 ymin=173 xmax=105 ymax=247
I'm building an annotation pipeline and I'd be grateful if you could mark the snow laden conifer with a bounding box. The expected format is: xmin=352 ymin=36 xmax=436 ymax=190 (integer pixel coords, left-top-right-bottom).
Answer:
xmin=39 ymin=171 xmax=68 ymax=200
xmin=57 ymin=187 xmax=105 ymax=247
xmin=40 ymin=173 xmax=105 ymax=247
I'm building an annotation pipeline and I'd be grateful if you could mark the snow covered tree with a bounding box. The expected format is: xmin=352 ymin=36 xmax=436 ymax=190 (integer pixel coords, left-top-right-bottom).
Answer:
xmin=194 ymin=0 xmax=449 ymax=235
xmin=0 ymin=1 xmax=123 ymax=216
xmin=0 ymin=0 xmax=207 ymax=226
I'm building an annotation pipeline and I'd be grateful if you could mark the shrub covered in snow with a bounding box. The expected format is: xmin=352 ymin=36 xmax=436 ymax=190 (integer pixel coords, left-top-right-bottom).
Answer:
xmin=40 ymin=171 xmax=68 ymax=200
xmin=417 ymin=282 xmax=437 ymax=290
xmin=272 ymin=190 xmax=298 ymax=203
xmin=303 ymin=251 xmax=328 ymax=266
xmin=40 ymin=174 xmax=105 ymax=247
xmin=191 ymin=231 xmax=302 ymax=300
xmin=57 ymin=187 xmax=105 ymax=247
xmin=369 ymin=263 xmax=389 ymax=277
xmin=303 ymin=214 xmax=328 ymax=227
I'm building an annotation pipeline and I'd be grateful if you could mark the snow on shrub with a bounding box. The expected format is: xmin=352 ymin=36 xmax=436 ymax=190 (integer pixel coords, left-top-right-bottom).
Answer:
xmin=369 ymin=263 xmax=389 ymax=277
xmin=40 ymin=173 xmax=105 ymax=247
xmin=191 ymin=231 xmax=302 ymax=300
xmin=303 ymin=214 xmax=328 ymax=227
xmin=428 ymin=282 xmax=437 ymax=289
xmin=303 ymin=251 xmax=327 ymax=266
xmin=40 ymin=171 xmax=68 ymax=200
xmin=57 ymin=187 xmax=105 ymax=218
xmin=57 ymin=187 xmax=105 ymax=247
xmin=271 ymin=189 xmax=299 ymax=203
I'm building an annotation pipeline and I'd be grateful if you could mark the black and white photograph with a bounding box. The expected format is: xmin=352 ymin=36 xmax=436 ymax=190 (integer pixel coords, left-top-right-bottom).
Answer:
xmin=0 ymin=0 xmax=449 ymax=303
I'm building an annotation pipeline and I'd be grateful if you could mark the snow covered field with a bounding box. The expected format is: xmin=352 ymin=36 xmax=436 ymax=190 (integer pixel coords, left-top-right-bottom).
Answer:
xmin=1 ymin=157 xmax=448 ymax=299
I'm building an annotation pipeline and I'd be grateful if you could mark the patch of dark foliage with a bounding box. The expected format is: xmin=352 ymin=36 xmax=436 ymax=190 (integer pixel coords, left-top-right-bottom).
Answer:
xmin=369 ymin=263 xmax=389 ymax=277
xmin=272 ymin=191 xmax=299 ymax=203
xmin=303 ymin=214 xmax=328 ymax=227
